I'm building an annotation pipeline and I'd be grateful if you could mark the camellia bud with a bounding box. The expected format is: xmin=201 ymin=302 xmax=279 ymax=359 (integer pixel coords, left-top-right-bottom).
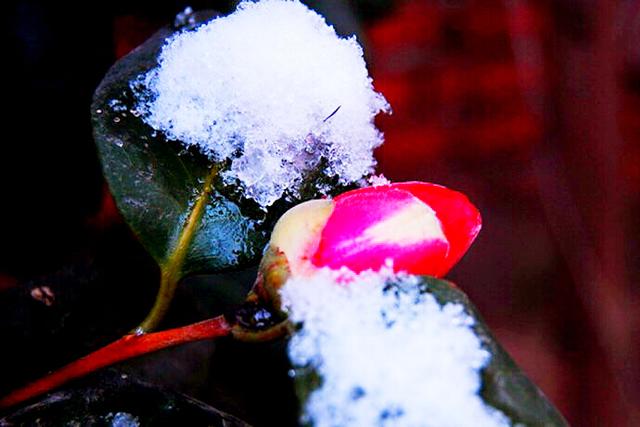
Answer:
xmin=251 ymin=181 xmax=482 ymax=311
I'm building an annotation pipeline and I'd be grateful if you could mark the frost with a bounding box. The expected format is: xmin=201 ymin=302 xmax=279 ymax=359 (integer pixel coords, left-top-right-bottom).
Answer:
xmin=281 ymin=268 xmax=511 ymax=427
xmin=133 ymin=0 xmax=389 ymax=208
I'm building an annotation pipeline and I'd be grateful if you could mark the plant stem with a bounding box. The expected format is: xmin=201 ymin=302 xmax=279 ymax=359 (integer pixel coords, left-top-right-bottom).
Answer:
xmin=232 ymin=320 xmax=293 ymax=342
xmin=136 ymin=165 xmax=219 ymax=333
xmin=0 ymin=316 xmax=232 ymax=410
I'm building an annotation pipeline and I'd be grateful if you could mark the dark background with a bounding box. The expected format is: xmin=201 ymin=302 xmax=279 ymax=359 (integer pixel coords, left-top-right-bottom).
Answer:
xmin=1 ymin=0 xmax=639 ymax=425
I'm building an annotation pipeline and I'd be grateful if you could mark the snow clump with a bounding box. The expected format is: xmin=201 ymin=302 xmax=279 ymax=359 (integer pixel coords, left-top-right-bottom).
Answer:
xmin=280 ymin=267 xmax=511 ymax=427
xmin=134 ymin=0 xmax=390 ymax=208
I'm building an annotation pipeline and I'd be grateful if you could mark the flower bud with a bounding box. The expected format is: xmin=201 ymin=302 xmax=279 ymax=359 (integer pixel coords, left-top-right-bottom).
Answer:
xmin=239 ymin=181 xmax=482 ymax=338
xmin=268 ymin=181 xmax=481 ymax=279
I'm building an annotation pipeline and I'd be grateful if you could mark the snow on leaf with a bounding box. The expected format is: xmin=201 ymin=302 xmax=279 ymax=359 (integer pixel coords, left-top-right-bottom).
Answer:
xmin=133 ymin=0 xmax=389 ymax=208
xmin=281 ymin=268 xmax=511 ymax=427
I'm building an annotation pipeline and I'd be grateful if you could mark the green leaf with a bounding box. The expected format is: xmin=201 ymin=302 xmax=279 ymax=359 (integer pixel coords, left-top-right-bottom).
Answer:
xmin=91 ymin=21 xmax=268 ymax=279
xmin=419 ymin=277 xmax=568 ymax=426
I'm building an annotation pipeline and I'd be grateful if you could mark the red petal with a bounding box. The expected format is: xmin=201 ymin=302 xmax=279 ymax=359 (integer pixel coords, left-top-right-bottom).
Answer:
xmin=392 ymin=181 xmax=482 ymax=275
xmin=312 ymin=186 xmax=449 ymax=275
xmin=311 ymin=182 xmax=481 ymax=276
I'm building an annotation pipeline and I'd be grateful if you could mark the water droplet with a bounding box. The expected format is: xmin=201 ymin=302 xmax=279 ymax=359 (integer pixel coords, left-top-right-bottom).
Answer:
xmin=114 ymin=140 xmax=124 ymax=148
xmin=113 ymin=117 xmax=121 ymax=123
xmin=96 ymin=109 xmax=103 ymax=114
xmin=288 ymin=369 xmax=296 ymax=378
xmin=174 ymin=6 xmax=196 ymax=29
xmin=132 ymin=327 xmax=145 ymax=336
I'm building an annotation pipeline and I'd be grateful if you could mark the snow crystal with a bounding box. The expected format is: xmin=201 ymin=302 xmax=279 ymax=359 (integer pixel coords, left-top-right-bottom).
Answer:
xmin=281 ymin=268 xmax=511 ymax=427
xmin=368 ymin=173 xmax=391 ymax=186
xmin=134 ymin=0 xmax=389 ymax=208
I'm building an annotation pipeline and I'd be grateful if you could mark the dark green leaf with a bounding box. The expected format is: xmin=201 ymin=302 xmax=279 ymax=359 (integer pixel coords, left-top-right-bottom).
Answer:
xmin=91 ymin=18 xmax=268 ymax=277
xmin=0 ymin=370 xmax=251 ymax=426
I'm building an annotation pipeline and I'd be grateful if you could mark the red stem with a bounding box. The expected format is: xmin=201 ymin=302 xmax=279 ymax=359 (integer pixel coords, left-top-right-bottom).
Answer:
xmin=0 ymin=315 xmax=232 ymax=410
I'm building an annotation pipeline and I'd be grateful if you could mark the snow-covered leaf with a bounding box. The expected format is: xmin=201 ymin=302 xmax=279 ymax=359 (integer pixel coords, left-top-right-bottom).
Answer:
xmin=92 ymin=18 xmax=269 ymax=276
xmin=421 ymin=277 xmax=567 ymax=426
xmin=286 ymin=274 xmax=567 ymax=427
xmin=93 ymin=1 xmax=387 ymax=277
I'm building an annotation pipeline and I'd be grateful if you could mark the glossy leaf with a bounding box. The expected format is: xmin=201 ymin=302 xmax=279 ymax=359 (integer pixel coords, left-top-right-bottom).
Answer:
xmin=91 ymin=17 xmax=268 ymax=277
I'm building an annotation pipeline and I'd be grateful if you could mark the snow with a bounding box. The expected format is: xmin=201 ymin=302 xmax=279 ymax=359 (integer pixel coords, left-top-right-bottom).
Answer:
xmin=280 ymin=267 xmax=511 ymax=427
xmin=133 ymin=0 xmax=389 ymax=208
xmin=368 ymin=173 xmax=391 ymax=186
xmin=108 ymin=412 xmax=140 ymax=427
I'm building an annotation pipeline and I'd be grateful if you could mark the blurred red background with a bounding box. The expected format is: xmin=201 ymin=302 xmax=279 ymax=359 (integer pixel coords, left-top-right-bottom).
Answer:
xmin=368 ymin=1 xmax=640 ymax=425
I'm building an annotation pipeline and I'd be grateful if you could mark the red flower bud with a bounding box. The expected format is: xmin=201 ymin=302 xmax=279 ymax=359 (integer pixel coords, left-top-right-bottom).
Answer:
xmin=270 ymin=181 xmax=481 ymax=278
